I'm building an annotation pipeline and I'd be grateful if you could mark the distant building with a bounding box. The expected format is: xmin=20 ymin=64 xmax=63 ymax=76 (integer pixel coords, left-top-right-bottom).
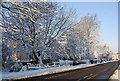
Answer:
xmin=117 ymin=53 xmax=120 ymax=60
xmin=112 ymin=53 xmax=120 ymax=60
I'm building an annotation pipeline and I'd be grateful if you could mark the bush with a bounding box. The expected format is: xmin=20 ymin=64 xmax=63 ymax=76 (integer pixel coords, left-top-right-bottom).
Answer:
xmin=9 ymin=62 xmax=22 ymax=72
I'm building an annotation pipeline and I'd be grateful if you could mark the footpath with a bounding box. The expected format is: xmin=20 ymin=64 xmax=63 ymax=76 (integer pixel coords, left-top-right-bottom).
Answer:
xmin=109 ymin=65 xmax=120 ymax=81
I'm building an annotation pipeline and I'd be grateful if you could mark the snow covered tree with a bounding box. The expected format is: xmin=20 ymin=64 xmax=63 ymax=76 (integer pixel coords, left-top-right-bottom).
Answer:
xmin=97 ymin=44 xmax=113 ymax=60
xmin=64 ymin=14 xmax=100 ymax=60
xmin=1 ymin=1 xmax=76 ymax=66
xmin=76 ymin=14 xmax=99 ymax=59
xmin=64 ymin=29 xmax=80 ymax=60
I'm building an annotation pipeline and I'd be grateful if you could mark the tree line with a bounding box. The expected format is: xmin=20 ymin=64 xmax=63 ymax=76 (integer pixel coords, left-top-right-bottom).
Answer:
xmin=0 ymin=1 xmax=112 ymax=70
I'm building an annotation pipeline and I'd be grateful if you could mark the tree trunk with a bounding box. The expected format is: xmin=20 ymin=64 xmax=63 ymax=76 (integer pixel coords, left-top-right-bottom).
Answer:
xmin=32 ymin=50 xmax=39 ymax=64
xmin=38 ymin=55 xmax=43 ymax=65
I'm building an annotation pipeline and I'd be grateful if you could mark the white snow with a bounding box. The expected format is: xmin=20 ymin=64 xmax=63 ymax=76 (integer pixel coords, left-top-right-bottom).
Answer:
xmin=109 ymin=65 xmax=120 ymax=81
xmin=2 ymin=61 xmax=114 ymax=80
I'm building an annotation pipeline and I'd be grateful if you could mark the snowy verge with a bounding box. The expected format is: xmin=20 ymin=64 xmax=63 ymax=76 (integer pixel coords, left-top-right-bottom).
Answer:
xmin=109 ymin=65 xmax=120 ymax=81
xmin=2 ymin=61 xmax=115 ymax=80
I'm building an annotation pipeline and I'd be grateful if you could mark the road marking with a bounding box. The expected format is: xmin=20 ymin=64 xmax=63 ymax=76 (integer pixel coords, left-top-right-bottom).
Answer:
xmin=83 ymin=76 xmax=88 ymax=79
xmin=68 ymin=65 xmax=103 ymax=79
xmin=84 ymin=63 xmax=115 ymax=81
xmin=45 ymin=66 xmax=94 ymax=79
xmin=42 ymin=62 xmax=116 ymax=81
xmin=90 ymin=73 xmax=93 ymax=76
xmin=77 ymin=63 xmax=114 ymax=81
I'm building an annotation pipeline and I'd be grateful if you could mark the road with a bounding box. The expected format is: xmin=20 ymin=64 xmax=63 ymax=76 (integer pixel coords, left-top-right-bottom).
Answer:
xmin=13 ymin=61 xmax=119 ymax=81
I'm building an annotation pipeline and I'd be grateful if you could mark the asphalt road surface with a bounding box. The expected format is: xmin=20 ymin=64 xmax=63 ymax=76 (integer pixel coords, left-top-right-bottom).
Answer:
xmin=12 ymin=61 xmax=120 ymax=81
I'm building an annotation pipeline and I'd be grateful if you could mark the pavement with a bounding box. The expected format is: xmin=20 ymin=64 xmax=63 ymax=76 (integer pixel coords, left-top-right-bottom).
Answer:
xmin=109 ymin=65 xmax=120 ymax=81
